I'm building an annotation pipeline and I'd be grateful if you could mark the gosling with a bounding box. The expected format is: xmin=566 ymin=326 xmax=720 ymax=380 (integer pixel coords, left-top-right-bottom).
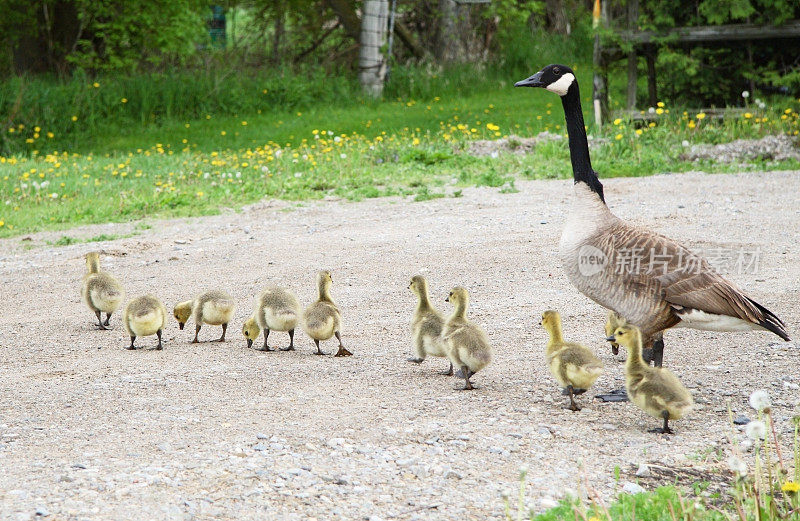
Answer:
xmin=407 ymin=275 xmax=449 ymax=374
xmin=607 ymin=324 xmax=693 ymax=434
xmin=541 ymin=310 xmax=603 ymax=411
xmin=302 ymin=270 xmax=351 ymax=357
xmin=81 ymin=251 xmax=125 ymax=329
xmin=604 ymin=311 xmax=625 ymax=355
xmin=174 ymin=290 xmax=236 ymax=343
xmin=123 ymin=295 xmax=167 ymax=350
xmin=443 ymin=287 xmax=492 ymax=390
xmin=243 ymin=286 xmax=302 ymax=351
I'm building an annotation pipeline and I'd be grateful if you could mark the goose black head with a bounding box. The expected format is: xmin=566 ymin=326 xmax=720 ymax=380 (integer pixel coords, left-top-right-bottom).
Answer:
xmin=514 ymin=64 xmax=576 ymax=96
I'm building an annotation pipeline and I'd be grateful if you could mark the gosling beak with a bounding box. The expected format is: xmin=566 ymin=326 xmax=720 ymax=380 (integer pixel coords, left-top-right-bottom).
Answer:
xmin=445 ymin=296 xmax=450 ymax=302
xmin=514 ymin=71 xmax=545 ymax=88
xmin=246 ymin=338 xmax=253 ymax=349
xmin=178 ymin=322 xmax=185 ymax=330
xmin=605 ymin=335 xmax=616 ymax=342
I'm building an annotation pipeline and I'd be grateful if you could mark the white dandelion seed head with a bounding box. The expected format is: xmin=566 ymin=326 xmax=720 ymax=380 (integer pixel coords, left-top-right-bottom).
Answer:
xmin=648 ymin=107 xmax=656 ymax=114
xmin=519 ymin=464 xmax=529 ymax=476
xmin=327 ymin=130 xmax=333 ymax=136
xmin=745 ymin=420 xmax=766 ymax=440
xmin=742 ymin=90 xmax=750 ymax=98
xmin=274 ymin=149 xmax=283 ymax=157
xmin=50 ymin=192 xmax=59 ymax=199
xmin=749 ymin=390 xmax=772 ymax=412
xmin=501 ymin=489 xmax=512 ymax=500
xmin=727 ymin=455 xmax=747 ymax=476
xmin=490 ymin=151 xmax=499 ymax=158
xmin=340 ymin=153 xmax=347 ymax=159
xmin=334 ymin=136 xmax=342 ymax=143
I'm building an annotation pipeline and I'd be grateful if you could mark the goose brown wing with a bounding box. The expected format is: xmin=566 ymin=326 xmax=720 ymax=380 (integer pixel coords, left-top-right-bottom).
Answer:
xmin=603 ymin=224 xmax=789 ymax=341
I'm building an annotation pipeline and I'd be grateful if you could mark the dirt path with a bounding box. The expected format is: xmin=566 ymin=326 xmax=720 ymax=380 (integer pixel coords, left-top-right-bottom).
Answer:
xmin=1 ymin=170 xmax=798 ymax=520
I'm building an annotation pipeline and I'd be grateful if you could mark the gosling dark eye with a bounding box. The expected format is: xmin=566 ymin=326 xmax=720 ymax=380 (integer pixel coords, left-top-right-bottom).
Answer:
xmin=553 ymin=66 xmax=560 ymax=74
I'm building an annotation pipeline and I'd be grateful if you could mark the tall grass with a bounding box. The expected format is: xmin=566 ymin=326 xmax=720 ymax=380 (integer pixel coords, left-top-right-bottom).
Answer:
xmin=0 ymin=21 xmax=594 ymax=156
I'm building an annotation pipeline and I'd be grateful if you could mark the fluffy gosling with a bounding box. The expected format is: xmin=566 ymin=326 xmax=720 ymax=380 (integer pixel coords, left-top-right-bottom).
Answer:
xmin=303 ymin=270 xmax=351 ymax=357
xmin=174 ymin=290 xmax=236 ymax=343
xmin=604 ymin=311 xmax=625 ymax=355
xmin=407 ymin=275 xmax=449 ymax=374
xmin=607 ymin=324 xmax=693 ymax=434
xmin=443 ymin=287 xmax=492 ymax=390
xmin=81 ymin=251 xmax=125 ymax=329
xmin=541 ymin=310 xmax=603 ymax=411
xmin=243 ymin=286 xmax=302 ymax=351
xmin=123 ymin=295 xmax=167 ymax=350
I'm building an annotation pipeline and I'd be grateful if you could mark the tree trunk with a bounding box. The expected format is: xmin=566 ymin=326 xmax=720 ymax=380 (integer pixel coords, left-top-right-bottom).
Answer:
xmin=545 ymin=0 xmax=570 ymax=35
xmin=435 ymin=0 xmax=458 ymax=62
xmin=359 ymin=0 xmax=388 ymax=97
xmin=272 ymin=12 xmax=284 ymax=64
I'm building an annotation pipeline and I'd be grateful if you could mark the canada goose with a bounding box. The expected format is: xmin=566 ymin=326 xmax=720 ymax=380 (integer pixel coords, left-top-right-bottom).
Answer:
xmin=81 ymin=251 xmax=125 ymax=329
xmin=607 ymin=324 xmax=693 ymax=433
xmin=174 ymin=290 xmax=236 ymax=343
xmin=303 ymin=270 xmax=351 ymax=357
xmin=123 ymin=295 xmax=167 ymax=350
xmin=443 ymin=287 xmax=492 ymax=390
xmin=407 ymin=275 xmax=450 ymax=375
xmin=605 ymin=311 xmax=626 ymax=355
xmin=244 ymin=286 xmax=302 ymax=351
xmin=516 ymin=64 xmax=790 ymax=367
xmin=540 ymin=310 xmax=603 ymax=411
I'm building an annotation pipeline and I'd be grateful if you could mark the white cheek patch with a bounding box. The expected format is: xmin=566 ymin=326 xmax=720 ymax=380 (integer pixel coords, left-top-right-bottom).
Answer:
xmin=545 ymin=73 xmax=575 ymax=96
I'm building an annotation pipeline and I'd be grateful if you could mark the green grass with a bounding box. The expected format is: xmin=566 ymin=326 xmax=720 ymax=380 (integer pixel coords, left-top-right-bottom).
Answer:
xmin=2 ymin=65 xmax=800 ymax=238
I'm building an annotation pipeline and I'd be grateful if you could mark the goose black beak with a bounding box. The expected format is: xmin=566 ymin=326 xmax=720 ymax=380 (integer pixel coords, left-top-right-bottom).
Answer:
xmin=605 ymin=335 xmax=616 ymax=342
xmin=514 ymin=71 xmax=545 ymax=88
xmin=246 ymin=338 xmax=253 ymax=349
xmin=538 ymin=321 xmax=542 ymax=326
xmin=178 ymin=322 xmax=185 ymax=330
xmin=445 ymin=296 xmax=450 ymax=302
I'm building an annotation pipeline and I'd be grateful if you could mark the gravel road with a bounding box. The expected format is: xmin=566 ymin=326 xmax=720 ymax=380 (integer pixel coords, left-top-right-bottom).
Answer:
xmin=1 ymin=170 xmax=798 ymax=520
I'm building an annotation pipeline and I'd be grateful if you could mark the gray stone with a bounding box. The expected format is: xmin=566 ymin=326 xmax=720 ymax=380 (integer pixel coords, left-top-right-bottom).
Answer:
xmin=256 ymin=433 xmax=269 ymax=440
xmin=622 ymin=482 xmax=646 ymax=494
xmin=252 ymin=444 xmax=268 ymax=451
xmin=35 ymin=507 xmax=50 ymax=517
xmin=635 ymin=464 xmax=650 ymax=478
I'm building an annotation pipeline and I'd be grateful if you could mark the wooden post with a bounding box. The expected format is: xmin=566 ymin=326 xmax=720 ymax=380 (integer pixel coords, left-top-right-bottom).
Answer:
xmin=626 ymin=0 xmax=638 ymax=110
xmin=646 ymin=50 xmax=657 ymax=107
xmin=592 ymin=0 xmax=609 ymax=126
xmin=359 ymin=0 xmax=389 ymax=97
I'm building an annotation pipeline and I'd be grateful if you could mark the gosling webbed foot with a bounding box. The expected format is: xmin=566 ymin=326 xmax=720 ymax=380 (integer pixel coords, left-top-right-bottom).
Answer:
xmin=407 ymin=357 xmax=425 ymax=364
xmin=439 ymin=362 xmax=454 ymax=376
xmin=334 ymin=346 xmax=353 ymax=357
xmin=279 ymin=346 xmax=295 ymax=352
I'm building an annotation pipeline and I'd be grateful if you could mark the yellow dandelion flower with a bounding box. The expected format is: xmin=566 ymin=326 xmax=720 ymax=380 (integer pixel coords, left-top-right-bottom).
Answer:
xmin=8 ymin=127 xmax=14 ymax=133
xmin=657 ymin=101 xmax=665 ymax=108
xmin=613 ymin=118 xmax=622 ymax=125
xmin=47 ymin=132 xmax=54 ymax=138
xmin=696 ymin=112 xmax=706 ymax=120
xmin=656 ymin=108 xmax=664 ymax=115
xmin=34 ymin=126 xmax=41 ymax=132
xmin=783 ymin=482 xmax=799 ymax=493
xmin=615 ymin=133 xmax=622 ymax=140
xmin=635 ymin=129 xmax=643 ymax=135
xmin=121 ymin=98 xmax=127 ymax=103
xmin=648 ymin=122 xmax=656 ymax=128
xmin=744 ymin=113 xmax=753 ymax=119
xmin=241 ymin=121 xmax=247 ymax=126
xmin=0 ymin=220 xmax=4 ymax=227
xmin=688 ymin=120 xmax=696 ymax=129
xmin=220 ymin=131 xmax=226 ymax=136
xmin=92 ymin=82 xmax=100 ymax=88
xmin=196 ymin=191 xmax=204 ymax=198
xmin=785 ymin=108 xmax=792 ymax=114
xmin=71 ymin=116 xmax=78 ymax=122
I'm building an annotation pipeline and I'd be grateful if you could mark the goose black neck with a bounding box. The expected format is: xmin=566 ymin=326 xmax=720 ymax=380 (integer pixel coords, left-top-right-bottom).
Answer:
xmin=561 ymin=83 xmax=605 ymax=203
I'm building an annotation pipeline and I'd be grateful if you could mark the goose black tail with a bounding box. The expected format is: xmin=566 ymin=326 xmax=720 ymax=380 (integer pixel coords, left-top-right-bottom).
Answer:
xmin=750 ymin=297 xmax=791 ymax=341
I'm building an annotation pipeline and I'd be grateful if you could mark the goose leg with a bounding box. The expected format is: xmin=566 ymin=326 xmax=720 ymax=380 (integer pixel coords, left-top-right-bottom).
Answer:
xmin=155 ymin=329 xmax=163 ymax=350
xmin=440 ymin=361 xmax=454 ymax=376
xmin=333 ymin=331 xmax=352 ymax=357
xmin=216 ymin=323 xmax=228 ymax=342
xmin=127 ymin=336 xmax=136 ymax=350
xmin=95 ymin=310 xmax=108 ymax=330
xmin=260 ymin=329 xmax=273 ymax=351
xmin=280 ymin=329 xmax=295 ymax=351
xmin=652 ymin=336 xmax=665 ymax=367
xmin=192 ymin=325 xmax=201 ymax=343
xmin=104 ymin=313 xmax=112 ymax=326
xmin=314 ymin=339 xmax=327 ymax=355
xmin=567 ymin=385 xmax=581 ymax=411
